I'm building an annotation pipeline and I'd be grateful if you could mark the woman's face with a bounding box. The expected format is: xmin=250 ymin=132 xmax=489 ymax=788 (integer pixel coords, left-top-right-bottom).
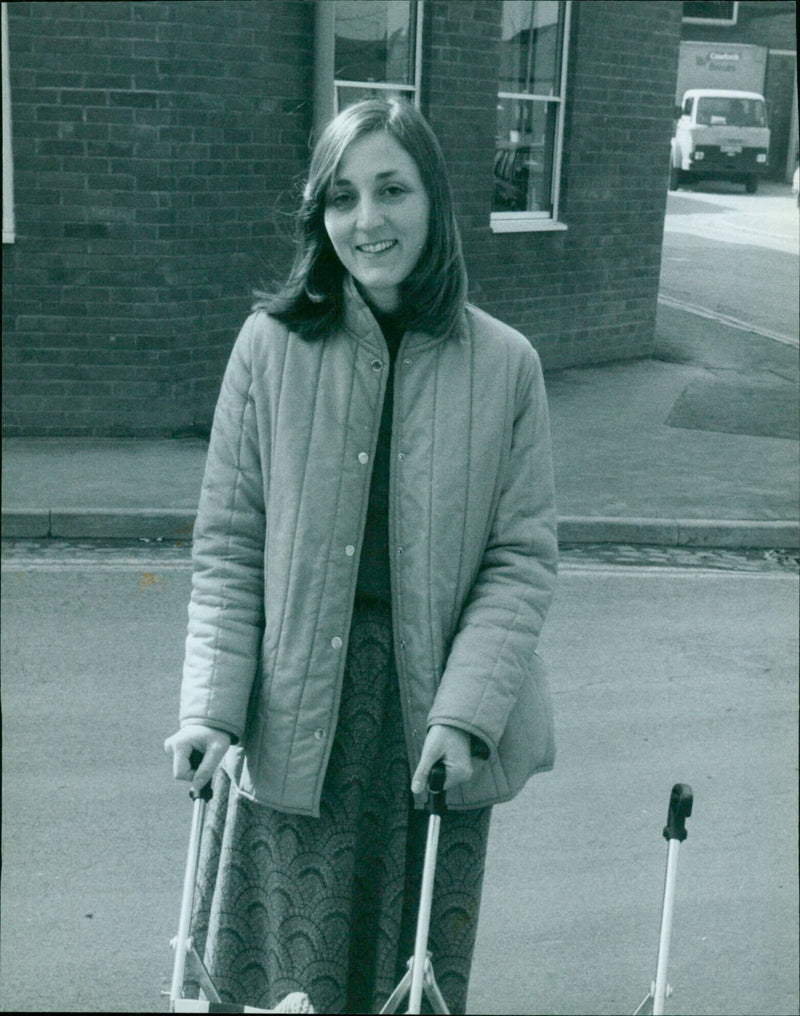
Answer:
xmin=324 ymin=131 xmax=430 ymax=313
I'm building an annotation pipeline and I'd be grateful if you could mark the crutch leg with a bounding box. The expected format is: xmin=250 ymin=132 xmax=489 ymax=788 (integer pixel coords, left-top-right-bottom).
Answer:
xmin=380 ymin=762 xmax=450 ymax=1016
xmin=169 ymin=755 xmax=215 ymax=1011
xmin=635 ymin=783 xmax=693 ymax=1016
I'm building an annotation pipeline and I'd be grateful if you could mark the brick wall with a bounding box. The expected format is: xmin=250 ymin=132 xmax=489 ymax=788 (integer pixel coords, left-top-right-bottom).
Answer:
xmin=3 ymin=0 xmax=681 ymax=434
xmin=426 ymin=0 xmax=682 ymax=368
xmin=2 ymin=0 xmax=312 ymax=436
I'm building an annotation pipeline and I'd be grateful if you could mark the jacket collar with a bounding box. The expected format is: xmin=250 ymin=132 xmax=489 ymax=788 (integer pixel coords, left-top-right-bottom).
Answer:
xmin=340 ymin=274 xmax=464 ymax=353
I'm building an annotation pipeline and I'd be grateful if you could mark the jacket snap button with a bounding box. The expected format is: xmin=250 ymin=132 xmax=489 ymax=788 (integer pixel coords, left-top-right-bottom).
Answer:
xmin=397 ymin=452 xmax=405 ymax=462
xmin=314 ymin=728 xmax=326 ymax=740
xmin=403 ymin=358 xmax=412 ymax=366
xmin=358 ymin=452 xmax=369 ymax=464
xmin=331 ymin=636 xmax=343 ymax=649
xmin=345 ymin=544 xmax=355 ymax=556
xmin=397 ymin=546 xmax=404 ymax=556
xmin=371 ymin=359 xmax=382 ymax=372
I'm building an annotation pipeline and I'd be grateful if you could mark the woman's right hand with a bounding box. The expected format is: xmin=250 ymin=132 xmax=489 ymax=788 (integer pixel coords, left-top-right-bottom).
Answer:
xmin=164 ymin=724 xmax=232 ymax=795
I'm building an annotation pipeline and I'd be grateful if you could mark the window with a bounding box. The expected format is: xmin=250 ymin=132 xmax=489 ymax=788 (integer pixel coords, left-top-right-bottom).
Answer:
xmin=2 ymin=2 xmax=14 ymax=244
xmin=682 ymin=1 xmax=738 ymax=25
xmin=695 ymin=95 xmax=766 ymax=128
xmin=491 ymin=1 xmax=571 ymax=233
xmin=314 ymin=1 xmax=423 ymax=131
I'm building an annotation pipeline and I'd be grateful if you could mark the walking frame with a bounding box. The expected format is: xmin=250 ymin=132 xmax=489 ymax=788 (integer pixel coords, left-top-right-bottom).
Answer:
xmin=168 ymin=757 xmax=693 ymax=1015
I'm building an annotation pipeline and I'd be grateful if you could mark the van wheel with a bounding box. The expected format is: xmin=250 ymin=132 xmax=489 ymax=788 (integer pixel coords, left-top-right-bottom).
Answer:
xmin=744 ymin=175 xmax=759 ymax=194
xmin=668 ymin=165 xmax=681 ymax=190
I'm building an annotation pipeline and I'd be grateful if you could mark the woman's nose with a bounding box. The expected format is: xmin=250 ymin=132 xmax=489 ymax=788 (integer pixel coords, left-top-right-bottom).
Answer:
xmin=355 ymin=195 xmax=383 ymax=231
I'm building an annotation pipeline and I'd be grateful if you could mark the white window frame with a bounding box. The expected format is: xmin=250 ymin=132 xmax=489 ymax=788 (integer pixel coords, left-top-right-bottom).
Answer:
xmin=314 ymin=0 xmax=423 ymax=133
xmin=2 ymin=1 xmax=15 ymax=244
xmin=491 ymin=0 xmax=571 ymax=234
xmin=682 ymin=1 xmax=739 ymax=26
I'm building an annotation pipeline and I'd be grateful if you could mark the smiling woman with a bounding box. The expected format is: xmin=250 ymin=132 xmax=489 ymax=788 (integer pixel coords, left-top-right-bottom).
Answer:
xmin=164 ymin=97 xmax=558 ymax=1014
xmin=259 ymin=98 xmax=467 ymax=341
xmin=323 ymin=133 xmax=430 ymax=311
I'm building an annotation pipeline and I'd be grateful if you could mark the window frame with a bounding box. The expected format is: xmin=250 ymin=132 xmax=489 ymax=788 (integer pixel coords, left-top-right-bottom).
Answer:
xmin=314 ymin=0 xmax=424 ymax=133
xmin=490 ymin=0 xmax=571 ymax=234
xmin=682 ymin=1 xmax=739 ymax=26
xmin=2 ymin=1 xmax=15 ymax=244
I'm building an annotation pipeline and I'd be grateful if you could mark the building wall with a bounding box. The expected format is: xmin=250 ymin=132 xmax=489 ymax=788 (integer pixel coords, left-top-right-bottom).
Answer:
xmin=2 ymin=0 xmax=313 ymax=436
xmin=426 ymin=0 xmax=682 ymax=367
xmin=2 ymin=0 xmax=681 ymax=436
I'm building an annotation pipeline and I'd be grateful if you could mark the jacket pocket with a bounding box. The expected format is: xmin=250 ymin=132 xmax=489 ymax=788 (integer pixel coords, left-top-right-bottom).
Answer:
xmin=450 ymin=652 xmax=555 ymax=809
xmin=496 ymin=651 xmax=555 ymax=790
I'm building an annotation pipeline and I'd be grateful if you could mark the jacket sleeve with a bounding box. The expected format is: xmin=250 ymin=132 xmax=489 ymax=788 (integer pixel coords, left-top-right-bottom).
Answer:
xmin=427 ymin=347 xmax=558 ymax=757
xmin=179 ymin=315 xmax=267 ymax=740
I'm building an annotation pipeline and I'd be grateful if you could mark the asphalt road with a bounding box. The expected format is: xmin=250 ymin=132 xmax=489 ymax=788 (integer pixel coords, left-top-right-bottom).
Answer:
xmin=1 ymin=543 xmax=797 ymax=1014
xmin=659 ymin=181 xmax=799 ymax=346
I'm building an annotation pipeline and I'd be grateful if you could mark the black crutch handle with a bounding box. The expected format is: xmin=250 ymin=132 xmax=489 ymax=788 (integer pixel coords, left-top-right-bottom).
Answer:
xmin=428 ymin=760 xmax=447 ymax=816
xmin=188 ymin=749 xmax=213 ymax=802
xmin=663 ymin=782 xmax=693 ymax=842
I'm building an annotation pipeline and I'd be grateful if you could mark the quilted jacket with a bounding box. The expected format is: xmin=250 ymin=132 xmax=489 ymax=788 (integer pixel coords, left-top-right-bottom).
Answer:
xmin=180 ymin=277 xmax=558 ymax=816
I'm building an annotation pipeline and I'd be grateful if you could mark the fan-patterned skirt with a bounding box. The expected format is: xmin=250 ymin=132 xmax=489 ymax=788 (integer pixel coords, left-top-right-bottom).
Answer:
xmin=187 ymin=601 xmax=491 ymax=1014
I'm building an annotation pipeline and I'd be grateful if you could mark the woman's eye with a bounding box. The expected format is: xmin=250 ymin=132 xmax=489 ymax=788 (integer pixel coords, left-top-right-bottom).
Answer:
xmin=329 ymin=192 xmax=354 ymax=209
xmin=382 ymin=185 xmax=407 ymax=199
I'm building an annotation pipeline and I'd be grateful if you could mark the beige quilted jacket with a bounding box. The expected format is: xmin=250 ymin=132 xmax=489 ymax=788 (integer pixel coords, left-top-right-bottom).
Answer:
xmin=180 ymin=278 xmax=558 ymax=816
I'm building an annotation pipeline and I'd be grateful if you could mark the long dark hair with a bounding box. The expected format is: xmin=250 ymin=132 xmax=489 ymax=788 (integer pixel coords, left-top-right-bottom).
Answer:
xmin=256 ymin=98 xmax=468 ymax=340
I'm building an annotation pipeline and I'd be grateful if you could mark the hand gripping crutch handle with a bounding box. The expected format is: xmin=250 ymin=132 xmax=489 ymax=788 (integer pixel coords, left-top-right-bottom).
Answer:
xmin=408 ymin=761 xmax=447 ymax=1014
xmin=168 ymin=751 xmax=213 ymax=1009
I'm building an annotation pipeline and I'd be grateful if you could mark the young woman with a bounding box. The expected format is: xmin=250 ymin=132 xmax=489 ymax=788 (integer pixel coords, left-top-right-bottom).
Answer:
xmin=165 ymin=97 xmax=558 ymax=1015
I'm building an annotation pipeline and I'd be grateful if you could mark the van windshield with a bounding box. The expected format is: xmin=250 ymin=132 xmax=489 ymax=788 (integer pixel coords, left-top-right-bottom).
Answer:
xmin=696 ymin=96 xmax=767 ymax=127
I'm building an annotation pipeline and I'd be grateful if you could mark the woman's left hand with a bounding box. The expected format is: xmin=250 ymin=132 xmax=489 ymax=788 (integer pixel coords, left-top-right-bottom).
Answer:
xmin=411 ymin=724 xmax=473 ymax=795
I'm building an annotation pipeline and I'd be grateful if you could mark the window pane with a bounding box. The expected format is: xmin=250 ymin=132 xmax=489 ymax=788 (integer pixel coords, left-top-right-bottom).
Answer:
xmin=695 ymin=95 xmax=766 ymax=127
xmin=499 ymin=0 xmax=562 ymax=96
xmin=682 ymin=1 xmax=737 ymax=23
xmin=493 ymin=98 xmax=557 ymax=213
xmin=334 ymin=0 xmax=416 ymax=85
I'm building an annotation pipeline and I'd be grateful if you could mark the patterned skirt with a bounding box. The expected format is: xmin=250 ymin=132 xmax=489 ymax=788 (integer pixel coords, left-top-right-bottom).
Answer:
xmin=187 ymin=601 xmax=491 ymax=1015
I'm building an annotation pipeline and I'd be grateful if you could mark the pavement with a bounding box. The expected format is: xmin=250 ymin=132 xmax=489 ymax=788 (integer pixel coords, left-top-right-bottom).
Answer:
xmin=2 ymin=299 xmax=798 ymax=551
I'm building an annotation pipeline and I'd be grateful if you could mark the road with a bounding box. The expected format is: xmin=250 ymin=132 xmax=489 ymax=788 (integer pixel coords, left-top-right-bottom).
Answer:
xmin=659 ymin=181 xmax=799 ymax=346
xmin=1 ymin=542 xmax=797 ymax=1014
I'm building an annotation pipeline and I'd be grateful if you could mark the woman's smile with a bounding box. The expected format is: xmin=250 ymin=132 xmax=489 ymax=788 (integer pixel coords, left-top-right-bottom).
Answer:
xmin=324 ymin=132 xmax=430 ymax=312
xmin=356 ymin=239 xmax=397 ymax=254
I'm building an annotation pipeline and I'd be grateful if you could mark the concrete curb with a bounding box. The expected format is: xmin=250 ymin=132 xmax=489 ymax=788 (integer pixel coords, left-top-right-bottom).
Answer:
xmin=2 ymin=509 xmax=197 ymax=541
xmin=2 ymin=509 xmax=798 ymax=549
xmin=557 ymin=516 xmax=800 ymax=550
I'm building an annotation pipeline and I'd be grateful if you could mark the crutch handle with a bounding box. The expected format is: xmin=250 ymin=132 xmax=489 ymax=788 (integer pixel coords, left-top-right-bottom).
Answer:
xmin=188 ymin=749 xmax=213 ymax=802
xmin=428 ymin=761 xmax=447 ymax=816
xmin=663 ymin=783 xmax=693 ymax=842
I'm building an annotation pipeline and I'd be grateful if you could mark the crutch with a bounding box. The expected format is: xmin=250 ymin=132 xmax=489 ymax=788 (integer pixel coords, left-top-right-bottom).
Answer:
xmin=380 ymin=761 xmax=450 ymax=1015
xmin=167 ymin=753 xmax=313 ymax=1013
xmin=634 ymin=783 xmax=694 ymax=1016
xmin=168 ymin=752 xmax=223 ymax=1012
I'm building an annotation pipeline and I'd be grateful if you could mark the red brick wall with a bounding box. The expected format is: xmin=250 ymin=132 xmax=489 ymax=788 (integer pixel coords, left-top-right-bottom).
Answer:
xmin=2 ymin=0 xmax=312 ymax=436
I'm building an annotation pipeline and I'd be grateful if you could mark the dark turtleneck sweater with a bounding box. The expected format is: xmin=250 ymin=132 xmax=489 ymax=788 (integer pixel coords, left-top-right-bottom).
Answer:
xmin=354 ymin=306 xmax=406 ymax=607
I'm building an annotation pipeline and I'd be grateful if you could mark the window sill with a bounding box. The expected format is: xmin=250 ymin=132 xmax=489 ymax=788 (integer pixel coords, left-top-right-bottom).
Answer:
xmin=490 ymin=216 xmax=568 ymax=234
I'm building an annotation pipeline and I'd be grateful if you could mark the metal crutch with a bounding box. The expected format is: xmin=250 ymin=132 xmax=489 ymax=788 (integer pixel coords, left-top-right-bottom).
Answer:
xmin=168 ymin=753 xmax=222 ymax=1012
xmin=634 ymin=783 xmax=694 ymax=1016
xmin=380 ymin=761 xmax=450 ymax=1015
